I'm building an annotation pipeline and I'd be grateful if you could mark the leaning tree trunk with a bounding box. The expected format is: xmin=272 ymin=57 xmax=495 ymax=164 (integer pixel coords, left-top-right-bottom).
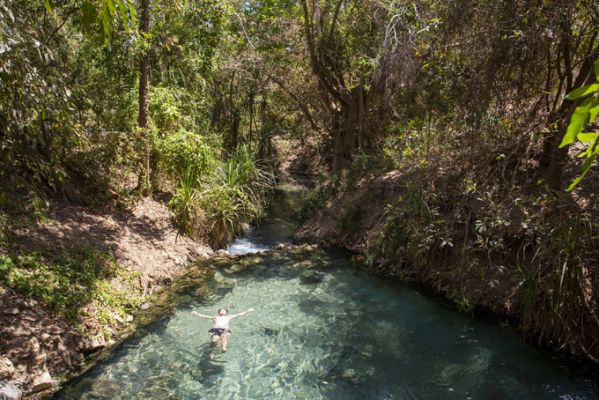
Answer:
xmin=137 ymin=0 xmax=151 ymax=194
xmin=332 ymin=85 xmax=365 ymax=174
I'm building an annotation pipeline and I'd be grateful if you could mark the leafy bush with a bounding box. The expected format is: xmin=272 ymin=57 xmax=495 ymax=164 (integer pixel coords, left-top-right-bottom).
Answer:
xmin=297 ymin=175 xmax=337 ymax=221
xmin=163 ymin=143 xmax=274 ymax=247
xmin=149 ymin=86 xmax=197 ymax=133
xmin=367 ymin=184 xmax=452 ymax=277
xmin=339 ymin=152 xmax=393 ymax=191
xmin=157 ymin=129 xmax=218 ymax=179
xmin=515 ymin=210 xmax=599 ymax=357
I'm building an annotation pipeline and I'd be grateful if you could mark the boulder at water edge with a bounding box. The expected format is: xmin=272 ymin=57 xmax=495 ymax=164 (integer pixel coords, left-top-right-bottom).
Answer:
xmin=30 ymin=371 xmax=53 ymax=393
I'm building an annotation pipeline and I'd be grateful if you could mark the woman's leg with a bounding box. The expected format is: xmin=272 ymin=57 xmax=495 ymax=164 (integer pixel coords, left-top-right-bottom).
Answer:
xmin=211 ymin=335 xmax=219 ymax=349
xmin=221 ymin=334 xmax=228 ymax=353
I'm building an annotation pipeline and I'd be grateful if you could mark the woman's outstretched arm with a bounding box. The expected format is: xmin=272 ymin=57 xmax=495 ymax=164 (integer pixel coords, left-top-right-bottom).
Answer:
xmin=191 ymin=311 xmax=214 ymax=319
xmin=230 ymin=308 xmax=254 ymax=319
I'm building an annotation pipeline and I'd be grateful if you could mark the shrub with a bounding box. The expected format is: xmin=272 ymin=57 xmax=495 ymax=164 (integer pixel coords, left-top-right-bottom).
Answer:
xmin=156 ymin=129 xmax=218 ymax=179
xmin=198 ymin=144 xmax=274 ymax=247
xmin=164 ymin=143 xmax=274 ymax=247
xmin=367 ymin=184 xmax=452 ymax=276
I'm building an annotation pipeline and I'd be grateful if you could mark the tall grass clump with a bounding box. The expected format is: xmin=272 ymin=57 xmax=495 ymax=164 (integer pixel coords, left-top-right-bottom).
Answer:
xmin=516 ymin=211 xmax=599 ymax=361
xmin=158 ymin=137 xmax=274 ymax=247
xmin=200 ymin=144 xmax=275 ymax=247
xmin=168 ymin=168 xmax=203 ymax=236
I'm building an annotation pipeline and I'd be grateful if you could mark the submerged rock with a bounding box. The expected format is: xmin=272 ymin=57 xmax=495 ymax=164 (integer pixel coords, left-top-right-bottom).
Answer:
xmin=260 ymin=327 xmax=279 ymax=336
xmin=213 ymin=271 xmax=236 ymax=286
xmin=300 ymin=270 xmax=325 ymax=284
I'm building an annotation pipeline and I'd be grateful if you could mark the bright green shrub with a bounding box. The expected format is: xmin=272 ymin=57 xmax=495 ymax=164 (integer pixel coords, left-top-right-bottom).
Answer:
xmin=157 ymin=129 xmax=218 ymax=179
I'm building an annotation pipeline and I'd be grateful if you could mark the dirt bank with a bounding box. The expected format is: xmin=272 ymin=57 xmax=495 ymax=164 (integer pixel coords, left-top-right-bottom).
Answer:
xmin=295 ymin=170 xmax=599 ymax=365
xmin=0 ymin=197 xmax=212 ymax=398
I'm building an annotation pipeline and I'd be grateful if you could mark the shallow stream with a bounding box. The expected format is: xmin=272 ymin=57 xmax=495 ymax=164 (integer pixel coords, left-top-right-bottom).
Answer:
xmin=53 ymin=186 xmax=598 ymax=399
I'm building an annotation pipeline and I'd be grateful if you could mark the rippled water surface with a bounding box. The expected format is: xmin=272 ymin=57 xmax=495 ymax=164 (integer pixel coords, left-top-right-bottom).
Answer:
xmin=53 ymin=187 xmax=599 ymax=400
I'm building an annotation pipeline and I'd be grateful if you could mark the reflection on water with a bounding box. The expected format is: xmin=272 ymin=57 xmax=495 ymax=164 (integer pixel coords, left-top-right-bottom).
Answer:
xmin=53 ymin=249 xmax=598 ymax=400
xmin=52 ymin=186 xmax=598 ymax=399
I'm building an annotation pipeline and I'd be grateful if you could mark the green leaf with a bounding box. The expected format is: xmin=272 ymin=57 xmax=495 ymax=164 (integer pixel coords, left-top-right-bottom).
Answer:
xmin=559 ymin=97 xmax=593 ymax=148
xmin=577 ymin=132 xmax=599 ymax=143
xmin=565 ymin=83 xmax=599 ymax=100
xmin=101 ymin=8 xmax=112 ymax=43
xmin=42 ymin=0 xmax=53 ymax=13
xmin=117 ymin=0 xmax=129 ymax=31
xmin=81 ymin=1 xmax=98 ymax=31
xmin=567 ymin=147 xmax=599 ymax=191
xmin=105 ymin=0 xmax=117 ymax=17
xmin=594 ymin=59 xmax=599 ymax=80
xmin=588 ymin=98 xmax=599 ymax=122
xmin=127 ymin=0 xmax=137 ymax=23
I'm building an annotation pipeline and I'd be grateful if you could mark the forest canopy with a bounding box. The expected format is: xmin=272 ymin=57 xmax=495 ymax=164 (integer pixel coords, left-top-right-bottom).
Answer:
xmin=1 ymin=0 xmax=597 ymax=197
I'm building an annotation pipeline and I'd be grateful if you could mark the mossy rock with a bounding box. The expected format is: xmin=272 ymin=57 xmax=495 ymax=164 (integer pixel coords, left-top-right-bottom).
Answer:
xmin=300 ymin=270 xmax=325 ymax=284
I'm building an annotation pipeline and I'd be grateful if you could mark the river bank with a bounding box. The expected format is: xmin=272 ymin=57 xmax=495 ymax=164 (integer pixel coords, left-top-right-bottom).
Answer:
xmin=295 ymin=170 xmax=599 ymax=367
xmin=49 ymin=211 xmax=599 ymax=399
xmin=0 ymin=197 xmax=212 ymax=398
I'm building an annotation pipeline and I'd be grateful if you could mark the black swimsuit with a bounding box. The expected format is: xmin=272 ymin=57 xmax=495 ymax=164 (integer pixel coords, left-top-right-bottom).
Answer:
xmin=209 ymin=328 xmax=229 ymax=336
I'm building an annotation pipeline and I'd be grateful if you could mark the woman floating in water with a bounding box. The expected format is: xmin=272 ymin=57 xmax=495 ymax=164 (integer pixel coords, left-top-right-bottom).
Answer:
xmin=192 ymin=308 xmax=254 ymax=353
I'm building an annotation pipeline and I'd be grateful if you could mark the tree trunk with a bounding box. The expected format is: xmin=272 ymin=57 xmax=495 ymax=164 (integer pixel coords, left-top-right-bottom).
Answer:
xmin=332 ymin=86 xmax=364 ymax=174
xmin=138 ymin=0 xmax=151 ymax=194
xmin=230 ymin=110 xmax=240 ymax=150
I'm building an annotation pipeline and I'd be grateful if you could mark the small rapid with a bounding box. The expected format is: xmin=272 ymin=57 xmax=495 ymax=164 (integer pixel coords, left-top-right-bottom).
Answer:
xmin=227 ymin=184 xmax=301 ymax=255
xmin=52 ymin=185 xmax=599 ymax=399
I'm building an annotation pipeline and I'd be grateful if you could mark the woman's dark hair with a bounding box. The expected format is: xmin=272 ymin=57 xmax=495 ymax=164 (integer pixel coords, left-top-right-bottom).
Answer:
xmin=218 ymin=308 xmax=229 ymax=314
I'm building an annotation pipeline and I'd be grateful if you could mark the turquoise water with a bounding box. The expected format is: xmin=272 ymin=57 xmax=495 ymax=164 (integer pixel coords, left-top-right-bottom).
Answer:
xmin=52 ymin=187 xmax=599 ymax=399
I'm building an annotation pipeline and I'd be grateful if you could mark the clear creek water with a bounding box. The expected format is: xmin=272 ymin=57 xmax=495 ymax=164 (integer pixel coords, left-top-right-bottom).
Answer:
xmin=52 ymin=186 xmax=599 ymax=400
